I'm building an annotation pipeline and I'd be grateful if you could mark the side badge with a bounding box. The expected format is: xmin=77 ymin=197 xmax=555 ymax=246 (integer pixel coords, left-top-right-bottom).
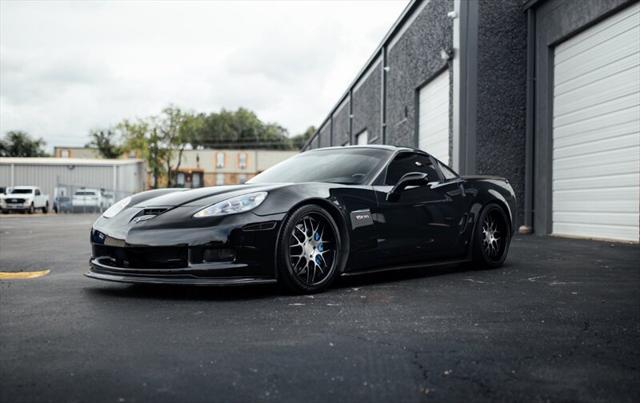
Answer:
xmin=350 ymin=209 xmax=374 ymax=230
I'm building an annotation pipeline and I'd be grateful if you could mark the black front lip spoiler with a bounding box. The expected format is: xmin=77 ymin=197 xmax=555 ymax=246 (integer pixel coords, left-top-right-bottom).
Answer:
xmin=86 ymin=258 xmax=277 ymax=286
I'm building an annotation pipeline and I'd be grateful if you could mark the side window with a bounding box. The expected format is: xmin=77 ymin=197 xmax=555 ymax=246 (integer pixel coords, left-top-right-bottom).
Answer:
xmin=35 ymin=189 xmax=41 ymax=196
xmin=437 ymin=160 xmax=459 ymax=181
xmin=385 ymin=153 xmax=440 ymax=185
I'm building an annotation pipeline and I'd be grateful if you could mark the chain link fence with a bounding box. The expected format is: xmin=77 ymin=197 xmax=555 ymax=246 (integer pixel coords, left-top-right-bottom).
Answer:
xmin=53 ymin=183 xmax=132 ymax=214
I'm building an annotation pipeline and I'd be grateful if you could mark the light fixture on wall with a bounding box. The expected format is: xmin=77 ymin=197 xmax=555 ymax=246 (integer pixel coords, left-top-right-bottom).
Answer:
xmin=447 ymin=11 xmax=458 ymax=19
xmin=383 ymin=66 xmax=390 ymax=72
xmin=440 ymin=48 xmax=453 ymax=61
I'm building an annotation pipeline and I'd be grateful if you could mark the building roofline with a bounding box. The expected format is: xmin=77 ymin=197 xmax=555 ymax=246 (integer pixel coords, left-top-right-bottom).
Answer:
xmin=0 ymin=157 xmax=143 ymax=166
xmin=302 ymin=0 xmax=422 ymax=151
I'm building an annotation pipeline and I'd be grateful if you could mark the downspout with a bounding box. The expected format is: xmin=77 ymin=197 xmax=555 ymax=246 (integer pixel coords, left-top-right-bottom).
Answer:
xmin=381 ymin=46 xmax=388 ymax=144
xmin=348 ymin=90 xmax=354 ymax=144
xmin=521 ymin=7 xmax=536 ymax=234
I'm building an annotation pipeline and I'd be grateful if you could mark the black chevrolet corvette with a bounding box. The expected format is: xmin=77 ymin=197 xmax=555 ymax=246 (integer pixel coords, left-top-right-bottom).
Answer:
xmin=87 ymin=145 xmax=516 ymax=293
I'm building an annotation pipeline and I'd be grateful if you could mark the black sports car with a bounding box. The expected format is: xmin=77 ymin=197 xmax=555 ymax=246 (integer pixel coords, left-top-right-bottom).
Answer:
xmin=86 ymin=145 xmax=516 ymax=293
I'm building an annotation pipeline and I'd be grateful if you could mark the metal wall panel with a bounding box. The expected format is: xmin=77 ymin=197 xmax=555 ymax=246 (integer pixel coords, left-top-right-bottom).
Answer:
xmin=418 ymin=70 xmax=450 ymax=164
xmin=552 ymin=2 xmax=640 ymax=241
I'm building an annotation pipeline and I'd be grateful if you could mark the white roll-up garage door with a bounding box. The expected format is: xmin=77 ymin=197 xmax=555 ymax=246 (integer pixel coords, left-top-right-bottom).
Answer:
xmin=552 ymin=2 xmax=640 ymax=242
xmin=418 ymin=70 xmax=450 ymax=165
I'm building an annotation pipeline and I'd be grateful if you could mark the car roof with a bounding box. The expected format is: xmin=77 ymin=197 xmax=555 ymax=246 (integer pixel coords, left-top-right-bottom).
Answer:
xmin=305 ymin=144 xmax=428 ymax=154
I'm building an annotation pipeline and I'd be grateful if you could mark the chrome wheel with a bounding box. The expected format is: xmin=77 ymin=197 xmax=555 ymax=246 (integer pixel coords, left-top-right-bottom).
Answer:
xmin=481 ymin=211 xmax=506 ymax=260
xmin=288 ymin=213 xmax=336 ymax=287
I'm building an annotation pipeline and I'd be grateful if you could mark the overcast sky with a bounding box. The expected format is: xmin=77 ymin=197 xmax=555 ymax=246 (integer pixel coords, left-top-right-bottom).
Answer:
xmin=0 ymin=0 xmax=409 ymax=149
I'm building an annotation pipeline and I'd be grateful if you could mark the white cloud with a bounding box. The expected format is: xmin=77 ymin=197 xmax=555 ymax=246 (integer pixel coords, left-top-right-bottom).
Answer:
xmin=0 ymin=0 xmax=408 ymax=148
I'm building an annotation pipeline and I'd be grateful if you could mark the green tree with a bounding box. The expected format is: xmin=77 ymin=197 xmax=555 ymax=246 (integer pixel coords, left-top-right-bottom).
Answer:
xmin=119 ymin=118 xmax=167 ymax=189
xmin=290 ymin=126 xmax=316 ymax=149
xmin=0 ymin=131 xmax=48 ymax=157
xmin=193 ymin=108 xmax=292 ymax=149
xmin=86 ymin=129 xmax=122 ymax=159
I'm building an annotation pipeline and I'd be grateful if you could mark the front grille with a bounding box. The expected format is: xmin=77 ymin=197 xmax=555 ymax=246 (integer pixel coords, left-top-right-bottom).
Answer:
xmin=6 ymin=198 xmax=25 ymax=203
xmin=93 ymin=245 xmax=188 ymax=269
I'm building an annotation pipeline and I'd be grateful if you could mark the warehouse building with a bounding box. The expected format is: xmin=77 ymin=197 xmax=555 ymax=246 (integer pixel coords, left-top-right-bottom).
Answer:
xmin=303 ymin=0 xmax=639 ymax=242
xmin=0 ymin=157 xmax=145 ymax=200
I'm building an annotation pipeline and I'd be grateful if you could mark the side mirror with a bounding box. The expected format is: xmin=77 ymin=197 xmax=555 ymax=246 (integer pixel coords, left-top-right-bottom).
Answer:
xmin=387 ymin=172 xmax=429 ymax=201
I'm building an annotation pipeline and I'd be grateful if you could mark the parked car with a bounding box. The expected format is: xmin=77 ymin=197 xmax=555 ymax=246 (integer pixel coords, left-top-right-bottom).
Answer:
xmin=53 ymin=196 xmax=73 ymax=213
xmin=86 ymin=145 xmax=517 ymax=294
xmin=0 ymin=186 xmax=50 ymax=214
xmin=72 ymin=188 xmax=105 ymax=213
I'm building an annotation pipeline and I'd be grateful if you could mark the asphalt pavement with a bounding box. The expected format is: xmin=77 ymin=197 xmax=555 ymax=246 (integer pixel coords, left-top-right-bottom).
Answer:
xmin=1 ymin=214 xmax=639 ymax=403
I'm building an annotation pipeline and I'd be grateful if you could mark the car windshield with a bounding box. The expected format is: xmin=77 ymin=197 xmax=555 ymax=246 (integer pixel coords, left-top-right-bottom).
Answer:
xmin=248 ymin=148 xmax=392 ymax=185
xmin=10 ymin=189 xmax=33 ymax=194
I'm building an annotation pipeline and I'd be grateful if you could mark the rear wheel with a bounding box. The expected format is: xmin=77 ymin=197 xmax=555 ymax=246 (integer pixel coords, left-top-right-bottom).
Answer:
xmin=278 ymin=205 xmax=342 ymax=294
xmin=472 ymin=203 xmax=511 ymax=268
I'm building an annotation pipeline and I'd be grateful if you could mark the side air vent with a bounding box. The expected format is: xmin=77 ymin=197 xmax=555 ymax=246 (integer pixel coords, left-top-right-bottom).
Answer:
xmin=143 ymin=208 xmax=169 ymax=216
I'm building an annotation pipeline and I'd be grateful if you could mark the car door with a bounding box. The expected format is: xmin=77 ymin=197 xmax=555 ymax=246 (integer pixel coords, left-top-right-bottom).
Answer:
xmin=372 ymin=152 xmax=468 ymax=266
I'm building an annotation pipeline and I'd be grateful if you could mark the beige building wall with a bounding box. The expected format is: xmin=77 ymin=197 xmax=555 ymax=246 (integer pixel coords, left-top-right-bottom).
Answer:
xmin=54 ymin=147 xmax=102 ymax=159
xmin=173 ymin=149 xmax=297 ymax=186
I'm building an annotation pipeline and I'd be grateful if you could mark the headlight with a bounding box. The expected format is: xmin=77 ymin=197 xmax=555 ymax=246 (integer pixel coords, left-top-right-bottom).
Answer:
xmin=102 ymin=196 xmax=131 ymax=218
xmin=193 ymin=192 xmax=267 ymax=218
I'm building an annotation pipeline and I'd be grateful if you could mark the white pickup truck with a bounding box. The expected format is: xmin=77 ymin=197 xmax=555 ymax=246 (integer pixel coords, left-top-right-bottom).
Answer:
xmin=0 ymin=186 xmax=50 ymax=214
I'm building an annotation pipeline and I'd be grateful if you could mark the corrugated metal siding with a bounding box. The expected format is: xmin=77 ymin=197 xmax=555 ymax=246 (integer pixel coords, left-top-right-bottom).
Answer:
xmin=552 ymin=2 xmax=640 ymax=242
xmin=418 ymin=70 xmax=450 ymax=164
xmin=0 ymin=161 xmax=145 ymax=198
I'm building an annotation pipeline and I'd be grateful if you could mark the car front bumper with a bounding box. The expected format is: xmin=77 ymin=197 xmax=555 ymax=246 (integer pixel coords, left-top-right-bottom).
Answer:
xmin=86 ymin=211 xmax=286 ymax=286
xmin=85 ymin=257 xmax=277 ymax=286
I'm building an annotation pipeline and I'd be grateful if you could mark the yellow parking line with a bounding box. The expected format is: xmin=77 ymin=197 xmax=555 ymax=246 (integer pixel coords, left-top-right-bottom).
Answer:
xmin=0 ymin=270 xmax=50 ymax=280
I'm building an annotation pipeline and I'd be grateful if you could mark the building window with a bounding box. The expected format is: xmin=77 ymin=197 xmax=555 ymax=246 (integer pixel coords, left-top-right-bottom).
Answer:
xmin=61 ymin=149 xmax=70 ymax=158
xmin=216 ymin=152 xmax=225 ymax=168
xmin=192 ymin=173 xmax=202 ymax=188
xmin=238 ymin=174 xmax=247 ymax=184
xmin=176 ymin=173 xmax=185 ymax=187
xmin=356 ymin=130 xmax=368 ymax=145
xmin=238 ymin=152 xmax=247 ymax=169
xmin=216 ymin=173 xmax=225 ymax=186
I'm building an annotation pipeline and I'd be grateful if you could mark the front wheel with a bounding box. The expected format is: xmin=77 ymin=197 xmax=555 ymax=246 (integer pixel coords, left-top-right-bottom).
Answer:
xmin=472 ymin=203 xmax=511 ymax=269
xmin=42 ymin=202 xmax=49 ymax=214
xmin=277 ymin=205 xmax=343 ymax=294
xmin=28 ymin=203 xmax=35 ymax=214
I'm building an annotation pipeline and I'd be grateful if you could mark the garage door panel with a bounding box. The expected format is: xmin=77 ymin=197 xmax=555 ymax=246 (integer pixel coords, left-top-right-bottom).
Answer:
xmin=554 ymin=120 xmax=638 ymax=148
xmin=553 ymin=199 xmax=640 ymax=213
xmin=555 ymin=52 xmax=639 ymax=96
xmin=554 ymin=91 xmax=639 ymax=127
xmin=553 ymin=172 xmax=639 ymax=191
xmin=554 ymin=67 xmax=639 ymax=117
xmin=553 ymin=146 xmax=639 ymax=170
xmin=553 ymin=132 xmax=639 ymax=159
xmin=553 ymin=186 xmax=639 ymax=202
xmin=554 ymin=25 xmax=639 ymax=84
xmin=553 ymin=211 xmax=639 ymax=227
xmin=553 ymin=222 xmax=639 ymax=241
xmin=553 ymin=159 xmax=639 ymax=181
xmin=553 ymin=107 xmax=639 ymax=139
xmin=419 ymin=71 xmax=450 ymax=164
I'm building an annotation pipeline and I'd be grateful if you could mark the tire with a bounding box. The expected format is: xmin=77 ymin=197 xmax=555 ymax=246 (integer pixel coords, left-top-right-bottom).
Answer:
xmin=277 ymin=204 xmax=343 ymax=294
xmin=42 ymin=202 xmax=49 ymax=214
xmin=28 ymin=203 xmax=34 ymax=214
xmin=472 ymin=203 xmax=511 ymax=269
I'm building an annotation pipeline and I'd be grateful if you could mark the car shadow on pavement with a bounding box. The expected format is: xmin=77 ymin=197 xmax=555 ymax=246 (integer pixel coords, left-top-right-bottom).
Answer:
xmin=83 ymin=262 xmax=499 ymax=301
xmin=83 ymin=283 xmax=279 ymax=302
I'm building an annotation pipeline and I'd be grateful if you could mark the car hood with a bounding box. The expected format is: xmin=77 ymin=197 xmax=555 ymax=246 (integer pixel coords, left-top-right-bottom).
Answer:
xmin=132 ymin=183 xmax=287 ymax=208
